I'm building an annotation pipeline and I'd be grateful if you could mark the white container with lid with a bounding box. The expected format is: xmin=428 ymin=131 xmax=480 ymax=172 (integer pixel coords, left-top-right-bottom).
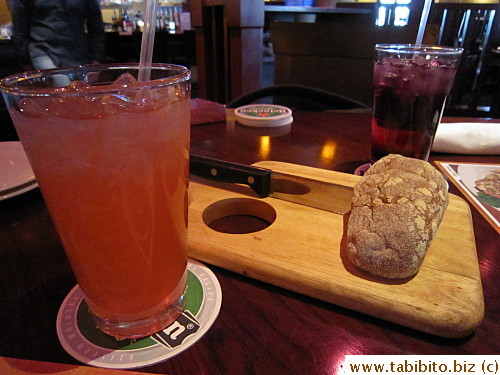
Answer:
xmin=234 ymin=104 xmax=293 ymax=128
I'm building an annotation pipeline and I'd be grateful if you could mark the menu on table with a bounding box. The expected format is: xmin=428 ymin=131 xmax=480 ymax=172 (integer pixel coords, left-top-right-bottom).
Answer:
xmin=435 ymin=161 xmax=500 ymax=234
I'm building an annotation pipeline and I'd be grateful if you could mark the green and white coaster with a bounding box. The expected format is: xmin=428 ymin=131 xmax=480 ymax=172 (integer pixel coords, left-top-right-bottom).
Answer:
xmin=56 ymin=259 xmax=222 ymax=369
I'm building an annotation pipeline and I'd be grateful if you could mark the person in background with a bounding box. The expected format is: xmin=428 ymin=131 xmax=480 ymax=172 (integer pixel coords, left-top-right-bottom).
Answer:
xmin=8 ymin=0 xmax=105 ymax=71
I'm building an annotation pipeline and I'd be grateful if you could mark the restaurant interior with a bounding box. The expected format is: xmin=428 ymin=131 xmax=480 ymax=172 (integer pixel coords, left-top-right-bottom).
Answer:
xmin=0 ymin=0 xmax=499 ymax=374
xmin=0 ymin=0 xmax=499 ymax=118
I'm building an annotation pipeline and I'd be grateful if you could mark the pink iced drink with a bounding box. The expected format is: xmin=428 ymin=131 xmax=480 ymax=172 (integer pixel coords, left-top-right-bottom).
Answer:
xmin=7 ymin=73 xmax=191 ymax=338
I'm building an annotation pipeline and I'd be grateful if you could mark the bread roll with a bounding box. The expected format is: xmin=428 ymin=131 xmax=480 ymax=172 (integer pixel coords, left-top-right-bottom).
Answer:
xmin=347 ymin=154 xmax=449 ymax=278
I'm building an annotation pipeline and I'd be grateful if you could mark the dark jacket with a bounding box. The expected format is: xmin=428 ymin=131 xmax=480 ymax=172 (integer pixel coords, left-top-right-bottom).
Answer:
xmin=10 ymin=0 xmax=105 ymax=67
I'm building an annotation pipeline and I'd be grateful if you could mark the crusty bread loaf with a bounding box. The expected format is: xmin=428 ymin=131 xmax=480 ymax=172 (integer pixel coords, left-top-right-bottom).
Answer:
xmin=347 ymin=154 xmax=449 ymax=278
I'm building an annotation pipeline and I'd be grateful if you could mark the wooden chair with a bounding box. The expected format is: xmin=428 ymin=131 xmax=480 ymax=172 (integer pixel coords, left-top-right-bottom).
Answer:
xmin=271 ymin=22 xmax=418 ymax=107
xmin=430 ymin=3 xmax=500 ymax=118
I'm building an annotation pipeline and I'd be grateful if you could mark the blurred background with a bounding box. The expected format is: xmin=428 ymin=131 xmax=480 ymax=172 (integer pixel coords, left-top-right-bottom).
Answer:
xmin=0 ymin=0 xmax=499 ymax=118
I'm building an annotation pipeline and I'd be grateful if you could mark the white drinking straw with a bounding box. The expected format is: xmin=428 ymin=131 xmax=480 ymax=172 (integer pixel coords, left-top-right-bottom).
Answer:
xmin=138 ymin=0 xmax=159 ymax=81
xmin=416 ymin=0 xmax=433 ymax=45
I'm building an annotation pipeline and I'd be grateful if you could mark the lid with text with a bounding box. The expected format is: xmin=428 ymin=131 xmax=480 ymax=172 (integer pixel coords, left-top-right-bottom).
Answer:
xmin=235 ymin=104 xmax=293 ymax=127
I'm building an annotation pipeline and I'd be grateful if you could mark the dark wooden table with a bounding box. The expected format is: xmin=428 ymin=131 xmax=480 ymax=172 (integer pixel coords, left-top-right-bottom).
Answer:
xmin=1 ymin=110 xmax=499 ymax=374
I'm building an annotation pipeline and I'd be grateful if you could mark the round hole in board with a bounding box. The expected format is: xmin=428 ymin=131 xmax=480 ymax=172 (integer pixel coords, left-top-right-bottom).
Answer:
xmin=202 ymin=198 xmax=277 ymax=234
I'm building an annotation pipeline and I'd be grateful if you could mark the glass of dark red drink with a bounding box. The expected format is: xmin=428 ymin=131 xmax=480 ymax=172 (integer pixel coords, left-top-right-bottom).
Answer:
xmin=371 ymin=44 xmax=463 ymax=163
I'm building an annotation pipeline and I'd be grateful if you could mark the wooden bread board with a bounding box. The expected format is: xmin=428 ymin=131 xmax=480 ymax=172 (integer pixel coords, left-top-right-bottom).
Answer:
xmin=187 ymin=161 xmax=484 ymax=338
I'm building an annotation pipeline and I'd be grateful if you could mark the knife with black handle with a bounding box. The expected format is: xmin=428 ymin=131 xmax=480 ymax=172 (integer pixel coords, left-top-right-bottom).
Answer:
xmin=189 ymin=154 xmax=353 ymax=215
xmin=189 ymin=154 xmax=272 ymax=197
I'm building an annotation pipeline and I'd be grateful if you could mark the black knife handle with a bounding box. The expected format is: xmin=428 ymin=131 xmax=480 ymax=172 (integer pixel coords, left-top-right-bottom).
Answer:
xmin=190 ymin=154 xmax=272 ymax=197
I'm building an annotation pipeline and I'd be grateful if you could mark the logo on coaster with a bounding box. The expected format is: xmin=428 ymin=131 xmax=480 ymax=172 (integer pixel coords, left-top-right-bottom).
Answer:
xmin=56 ymin=260 xmax=222 ymax=369
xmin=236 ymin=104 xmax=290 ymax=118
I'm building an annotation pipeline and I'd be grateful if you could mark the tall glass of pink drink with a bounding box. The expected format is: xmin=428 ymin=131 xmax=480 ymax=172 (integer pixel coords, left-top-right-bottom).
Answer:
xmin=0 ymin=64 xmax=191 ymax=339
xmin=371 ymin=44 xmax=463 ymax=163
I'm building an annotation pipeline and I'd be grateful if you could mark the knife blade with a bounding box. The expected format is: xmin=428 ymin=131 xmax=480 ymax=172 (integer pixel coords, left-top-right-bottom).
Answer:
xmin=189 ymin=155 xmax=352 ymax=215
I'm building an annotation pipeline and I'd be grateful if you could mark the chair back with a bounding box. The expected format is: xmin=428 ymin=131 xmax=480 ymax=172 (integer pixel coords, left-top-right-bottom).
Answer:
xmin=271 ymin=22 xmax=418 ymax=107
xmin=227 ymin=84 xmax=369 ymax=111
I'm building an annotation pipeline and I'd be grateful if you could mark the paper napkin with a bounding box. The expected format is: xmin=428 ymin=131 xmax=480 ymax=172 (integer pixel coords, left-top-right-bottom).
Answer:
xmin=432 ymin=122 xmax=500 ymax=155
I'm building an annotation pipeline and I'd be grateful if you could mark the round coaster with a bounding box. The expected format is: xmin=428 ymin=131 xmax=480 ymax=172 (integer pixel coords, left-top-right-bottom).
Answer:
xmin=56 ymin=259 xmax=222 ymax=369
xmin=235 ymin=104 xmax=293 ymax=127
